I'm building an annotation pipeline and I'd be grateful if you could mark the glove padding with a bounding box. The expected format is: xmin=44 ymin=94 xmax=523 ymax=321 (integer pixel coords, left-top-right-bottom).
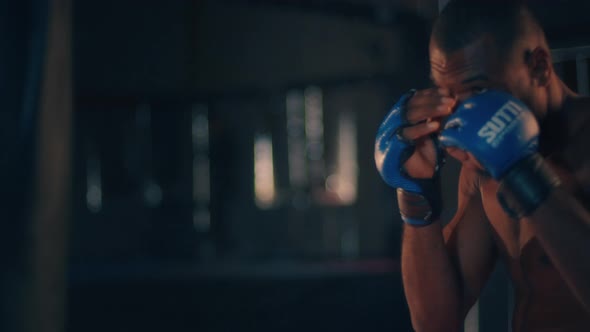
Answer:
xmin=439 ymin=90 xmax=560 ymax=219
xmin=375 ymin=90 xmax=444 ymax=226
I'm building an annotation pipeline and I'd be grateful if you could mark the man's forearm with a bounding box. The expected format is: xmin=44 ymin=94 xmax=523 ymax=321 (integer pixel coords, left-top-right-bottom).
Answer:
xmin=402 ymin=221 xmax=462 ymax=332
xmin=527 ymin=187 xmax=590 ymax=312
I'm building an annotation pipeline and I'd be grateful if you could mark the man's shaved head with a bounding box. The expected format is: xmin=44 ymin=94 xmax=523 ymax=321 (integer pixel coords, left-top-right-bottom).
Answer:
xmin=431 ymin=0 xmax=546 ymax=60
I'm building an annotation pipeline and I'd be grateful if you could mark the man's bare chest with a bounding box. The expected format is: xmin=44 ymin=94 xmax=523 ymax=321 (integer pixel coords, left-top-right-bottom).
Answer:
xmin=478 ymin=155 xmax=590 ymax=329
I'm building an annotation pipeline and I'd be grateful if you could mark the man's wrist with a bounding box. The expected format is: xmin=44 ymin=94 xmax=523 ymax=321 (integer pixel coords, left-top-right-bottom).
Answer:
xmin=496 ymin=154 xmax=561 ymax=220
xmin=397 ymin=188 xmax=441 ymax=227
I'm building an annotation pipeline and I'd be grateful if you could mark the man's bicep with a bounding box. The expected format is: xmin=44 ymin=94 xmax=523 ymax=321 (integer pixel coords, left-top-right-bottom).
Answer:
xmin=443 ymin=168 xmax=497 ymax=316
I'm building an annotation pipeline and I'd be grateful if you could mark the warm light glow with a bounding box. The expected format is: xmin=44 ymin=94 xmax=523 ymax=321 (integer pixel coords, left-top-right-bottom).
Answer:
xmin=286 ymin=90 xmax=307 ymax=188
xmin=304 ymin=86 xmax=324 ymax=162
xmin=305 ymin=86 xmax=326 ymax=188
xmin=254 ymin=135 xmax=276 ymax=209
xmin=326 ymin=112 xmax=358 ymax=204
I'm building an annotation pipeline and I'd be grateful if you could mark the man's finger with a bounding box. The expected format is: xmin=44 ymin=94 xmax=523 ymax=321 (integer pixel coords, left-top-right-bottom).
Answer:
xmin=407 ymin=99 xmax=455 ymax=123
xmin=401 ymin=121 xmax=440 ymax=141
xmin=437 ymin=88 xmax=452 ymax=96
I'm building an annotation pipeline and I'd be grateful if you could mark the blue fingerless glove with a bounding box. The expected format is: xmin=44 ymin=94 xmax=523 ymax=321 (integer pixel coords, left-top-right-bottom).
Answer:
xmin=439 ymin=90 xmax=561 ymax=219
xmin=375 ymin=90 xmax=444 ymax=226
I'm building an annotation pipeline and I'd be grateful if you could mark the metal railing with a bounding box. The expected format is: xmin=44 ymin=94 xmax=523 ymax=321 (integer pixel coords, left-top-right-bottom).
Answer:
xmin=552 ymin=45 xmax=590 ymax=95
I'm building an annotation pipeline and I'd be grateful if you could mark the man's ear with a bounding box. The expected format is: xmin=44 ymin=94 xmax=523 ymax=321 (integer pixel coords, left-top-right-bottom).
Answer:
xmin=527 ymin=47 xmax=552 ymax=87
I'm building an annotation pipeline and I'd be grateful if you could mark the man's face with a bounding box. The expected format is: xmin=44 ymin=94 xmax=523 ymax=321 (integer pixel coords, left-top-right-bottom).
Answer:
xmin=429 ymin=36 xmax=532 ymax=172
xmin=429 ymin=36 xmax=530 ymax=102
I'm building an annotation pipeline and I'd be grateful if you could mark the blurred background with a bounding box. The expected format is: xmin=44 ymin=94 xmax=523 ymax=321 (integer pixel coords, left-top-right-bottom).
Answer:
xmin=2 ymin=0 xmax=590 ymax=332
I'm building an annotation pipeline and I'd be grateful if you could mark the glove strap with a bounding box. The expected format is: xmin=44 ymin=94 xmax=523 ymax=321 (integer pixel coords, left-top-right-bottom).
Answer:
xmin=397 ymin=176 xmax=442 ymax=227
xmin=496 ymin=154 xmax=561 ymax=220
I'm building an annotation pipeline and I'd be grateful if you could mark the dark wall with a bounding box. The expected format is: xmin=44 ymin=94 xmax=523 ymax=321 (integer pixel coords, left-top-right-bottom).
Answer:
xmin=74 ymin=1 xmax=191 ymax=95
xmin=67 ymin=2 xmax=437 ymax=331
xmin=70 ymin=0 xmax=433 ymax=264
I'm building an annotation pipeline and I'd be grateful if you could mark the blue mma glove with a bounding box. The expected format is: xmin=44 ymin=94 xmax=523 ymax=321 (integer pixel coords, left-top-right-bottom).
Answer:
xmin=439 ymin=90 xmax=560 ymax=219
xmin=375 ymin=90 xmax=444 ymax=226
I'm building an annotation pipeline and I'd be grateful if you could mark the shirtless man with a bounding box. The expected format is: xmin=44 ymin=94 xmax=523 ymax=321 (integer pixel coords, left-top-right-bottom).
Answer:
xmin=375 ymin=1 xmax=590 ymax=331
